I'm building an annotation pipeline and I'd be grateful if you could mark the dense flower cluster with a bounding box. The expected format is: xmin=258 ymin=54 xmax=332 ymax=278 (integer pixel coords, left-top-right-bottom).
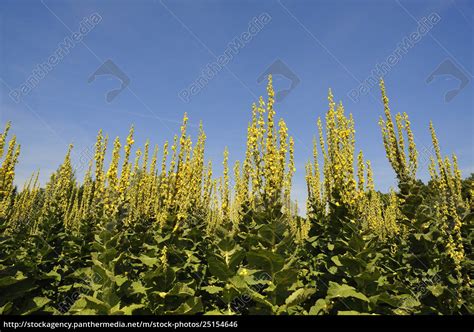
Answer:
xmin=0 ymin=77 xmax=471 ymax=315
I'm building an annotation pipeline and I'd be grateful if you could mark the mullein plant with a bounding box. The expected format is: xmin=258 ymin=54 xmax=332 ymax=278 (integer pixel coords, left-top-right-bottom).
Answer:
xmin=379 ymin=78 xmax=467 ymax=257
xmin=232 ymin=76 xmax=296 ymax=227
xmin=378 ymin=79 xmax=471 ymax=312
xmin=0 ymin=122 xmax=20 ymax=223
xmin=0 ymin=77 xmax=466 ymax=252
xmin=378 ymin=79 xmax=418 ymax=185
xmin=427 ymin=122 xmax=470 ymax=297
xmin=0 ymin=75 xmax=472 ymax=315
xmin=305 ymin=88 xmax=400 ymax=240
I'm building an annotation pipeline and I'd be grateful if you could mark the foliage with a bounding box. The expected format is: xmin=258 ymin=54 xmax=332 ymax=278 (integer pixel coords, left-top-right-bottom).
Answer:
xmin=0 ymin=77 xmax=472 ymax=315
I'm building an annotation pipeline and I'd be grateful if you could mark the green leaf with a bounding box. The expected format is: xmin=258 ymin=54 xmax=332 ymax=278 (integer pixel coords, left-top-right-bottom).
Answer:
xmin=0 ymin=302 xmax=12 ymax=314
xmin=58 ymin=285 xmax=73 ymax=292
xmin=247 ymin=250 xmax=285 ymax=276
xmin=246 ymin=288 xmax=274 ymax=311
xmin=131 ymin=281 xmax=148 ymax=295
xmin=285 ymin=288 xmax=316 ymax=307
xmin=228 ymin=249 xmax=245 ymax=272
xmin=328 ymin=266 xmax=338 ymax=275
xmin=138 ymin=255 xmax=159 ymax=267
xmin=168 ymin=282 xmax=195 ymax=297
xmin=201 ymin=286 xmax=223 ymax=295
xmin=208 ymin=256 xmax=232 ymax=281
xmin=115 ymin=275 xmax=128 ymax=287
xmin=309 ymin=299 xmax=328 ymax=315
xmin=204 ymin=309 xmax=224 ymax=315
xmin=274 ymin=268 xmax=298 ymax=287
xmin=427 ymin=284 xmax=444 ymax=297
xmin=326 ymin=282 xmax=369 ymax=302
xmin=165 ymin=297 xmax=203 ymax=314
xmin=45 ymin=270 xmax=62 ymax=281
xmin=337 ymin=310 xmax=370 ymax=315
xmin=0 ymin=271 xmax=26 ymax=287
xmin=120 ymin=304 xmax=145 ymax=315
xmin=258 ymin=225 xmax=277 ymax=246
xmin=22 ymin=297 xmax=52 ymax=315
xmin=229 ymin=275 xmax=247 ymax=289
xmin=331 ymin=256 xmax=342 ymax=267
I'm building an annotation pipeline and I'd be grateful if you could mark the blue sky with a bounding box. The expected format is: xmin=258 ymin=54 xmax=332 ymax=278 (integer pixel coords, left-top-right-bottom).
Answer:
xmin=1 ymin=0 xmax=472 ymax=212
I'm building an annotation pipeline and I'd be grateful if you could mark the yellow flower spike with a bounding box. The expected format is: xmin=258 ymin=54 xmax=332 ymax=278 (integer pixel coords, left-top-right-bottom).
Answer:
xmin=231 ymin=160 xmax=244 ymax=229
xmin=9 ymin=170 xmax=38 ymax=232
xmin=366 ymin=160 xmax=375 ymax=193
xmin=443 ymin=156 xmax=458 ymax=204
xmin=92 ymin=130 xmax=108 ymax=217
xmin=384 ymin=189 xmax=400 ymax=236
xmin=429 ymin=121 xmax=443 ymax=171
xmin=221 ymin=147 xmax=230 ymax=220
xmin=313 ymin=91 xmax=361 ymax=211
xmin=0 ymin=137 xmax=20 ymax=219
xmin=395 ymin=113 xmax=407 ymax=170
xmin=177 ymin=113 xmax=189 ymax=173
xmin=451 ymin=154 xmax=463 ymax=205
xmin=429 ymin=122 xmax=452 ymax=196
xmin=161 ymin=140 xmax=169 ymax=175
xmin=202 ymin=160 xmax=213 ymax=209
xmin=34 ymin=143 xmax=76 ymax=228
xmin=305 ymin=162 xmax=314 ymax=214
xmin=241 ymin=76 xmax=293 ymax=209
xmin=126 ymin=148 xmax=142 ymax=225
xmin=357 ymin=151 xmax=365 ymax=193
xmin=379 ymin=79 xmax=408 ymax=180
xmin=425 ymin=121 xmax=465 ymax=272
xmin=133 ymin=148 xmax=142 ymax=175
xmin=0 ymin=121 xmax=11 ymax=160
xmin=169 ymin=135 xmax=178 ymax=176
xmin=144 ymin=144 xmax=159 ymax=218
xmin=403 ymin=113 xmax=418 ymax=178
xmin=150 ymin=144 xmax=159 ymax=176
xmin=285 ymin=136 xmax=295 ymax=199
xmin=189 ymin=122 xmax=206 ymax=208
xmin=175 ymin=135 xmax=193 ymax=223
xmin=160 ymin=246 xmax=168 ymax=268
xmin=278 ymin=118 xmax=289 ymax=191
xmin=119 ymin=125 xmax=135 ymax=196
xmin=206 ymin=178 xmax=222 ymax=234
xmin=106 ymin=137 xmax=121 ymax=191
xmin=310 ymin=136 xmax=321 ymax=205
xmin=142 ymin=139 xmax=150 ymax=174
xmin=428 ymin=156 xmax=437 ymax=183
xmin=67 ymin=187 xmax=81 ymax=231
xmin=157 ymin=140 xmax=170 ymax=225
xmin=0 ymin=135 xmax=17 ymax=184
xmin=56 ymin=144 xmax=74 ymax=215
xmin=80 ymin=160 xmax=93 ymax=221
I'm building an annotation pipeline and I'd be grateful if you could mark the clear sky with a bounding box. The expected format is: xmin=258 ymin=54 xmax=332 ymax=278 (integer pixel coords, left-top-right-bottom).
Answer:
xmin=1 ymin=0 xmax=472 ymax=213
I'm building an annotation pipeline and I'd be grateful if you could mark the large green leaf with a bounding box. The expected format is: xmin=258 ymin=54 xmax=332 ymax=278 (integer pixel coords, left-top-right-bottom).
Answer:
xmin=207 ymin=256 xmax=232 ymax=281
xmin=285 ymin=288 xmax=316 ymax=307
xmin=165 ymin=297 xmax=203 ymax=314
xmin=309 ymin=299 xmax=329 ymax=315
xmin=326 ymin=282 xmax=369 ymax=302
xmin=247 ymin=250 xmax=285 ymax=276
